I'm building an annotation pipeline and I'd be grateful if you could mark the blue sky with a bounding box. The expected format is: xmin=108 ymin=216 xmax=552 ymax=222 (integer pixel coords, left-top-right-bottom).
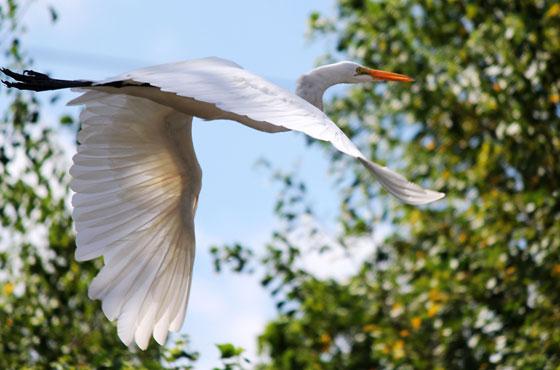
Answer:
xmin=12 ymin=0 xmax=353 ymax=367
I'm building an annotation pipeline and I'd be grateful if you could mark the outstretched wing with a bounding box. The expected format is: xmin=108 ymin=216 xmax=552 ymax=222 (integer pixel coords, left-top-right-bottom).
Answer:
xmin=102 ymin=57 xmax=443 ymax=204
xmin=69 ymin=91 xmax=202 ymax=349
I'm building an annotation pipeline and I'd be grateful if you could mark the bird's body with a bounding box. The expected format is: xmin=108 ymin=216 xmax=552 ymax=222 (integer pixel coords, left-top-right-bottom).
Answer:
xmin=1 ymin=57 xmax=443 ymax=349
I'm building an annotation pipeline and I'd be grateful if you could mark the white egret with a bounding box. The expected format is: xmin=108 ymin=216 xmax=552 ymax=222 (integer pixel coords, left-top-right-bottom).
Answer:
xmin=1 ymin=57 xmax=444 ymax=349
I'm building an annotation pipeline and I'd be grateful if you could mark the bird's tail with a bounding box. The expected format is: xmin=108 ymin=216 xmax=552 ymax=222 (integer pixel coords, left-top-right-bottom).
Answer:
xmin=1 ymin=68 xmax=93 ymax=92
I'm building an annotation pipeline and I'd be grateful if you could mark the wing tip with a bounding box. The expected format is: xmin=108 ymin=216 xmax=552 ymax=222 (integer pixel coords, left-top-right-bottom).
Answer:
xmin=359 ymin=157 xmax=445 ymax=206
xmin=430 ymin=191 xmax=446 ymax=202
xmin=402 ymin=190 xmax=445 ymax=205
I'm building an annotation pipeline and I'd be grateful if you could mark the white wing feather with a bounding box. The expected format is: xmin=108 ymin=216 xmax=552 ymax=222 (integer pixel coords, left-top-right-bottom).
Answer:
xmin=69 ymin=92 xmax=201 ymax=349
xmin=102 ymin=57 xmax=443 ymax=204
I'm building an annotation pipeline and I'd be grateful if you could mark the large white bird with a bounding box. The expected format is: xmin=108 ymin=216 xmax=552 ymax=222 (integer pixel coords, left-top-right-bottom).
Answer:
xmin=1 ymin=57 xmax=444 ymax=349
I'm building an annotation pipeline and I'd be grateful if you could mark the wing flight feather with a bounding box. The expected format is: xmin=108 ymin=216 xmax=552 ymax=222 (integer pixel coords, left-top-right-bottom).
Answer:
xmin=69 ymin=91 xmax=201 ymax=349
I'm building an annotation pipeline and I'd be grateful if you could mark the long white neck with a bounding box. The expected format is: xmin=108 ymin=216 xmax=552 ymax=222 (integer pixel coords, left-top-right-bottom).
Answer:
xmin=296 ymin=64 xmax=350 ymax=111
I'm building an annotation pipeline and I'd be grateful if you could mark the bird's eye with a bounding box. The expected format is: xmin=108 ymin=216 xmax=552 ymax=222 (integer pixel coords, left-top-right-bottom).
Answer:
xmin=355 ymin=66 xmax=366 ymax=76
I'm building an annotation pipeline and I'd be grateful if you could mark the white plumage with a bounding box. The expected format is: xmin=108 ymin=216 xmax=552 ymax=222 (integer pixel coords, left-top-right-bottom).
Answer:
xmin=69 ymin=93 xmax=200 ymax=349
xmin=6 ymin=57 xmax=444 ymax=349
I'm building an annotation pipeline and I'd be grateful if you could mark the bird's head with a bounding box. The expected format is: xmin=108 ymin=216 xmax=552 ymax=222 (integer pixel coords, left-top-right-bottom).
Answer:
xmin=331 ymin=61 xmax=414 ymax=84
xmin=296 ymin=61 xmax=413 ymax=110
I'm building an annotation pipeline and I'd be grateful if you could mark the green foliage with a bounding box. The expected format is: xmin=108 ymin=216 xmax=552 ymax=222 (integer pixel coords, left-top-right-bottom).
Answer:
xmin=210 ymin=243 xmax=254 ymax=273
xmin=218 ymin=1 xmax=560 ymax=369
xmin=213 ymin=343 xmax=250 ymax=370
xmin=0 ymin=2 xmax=197 ymax=368
xmin=164 ymin=335 xmax=199 ymax=370
xmin=216 ymin=343 xmax=244 ymax=359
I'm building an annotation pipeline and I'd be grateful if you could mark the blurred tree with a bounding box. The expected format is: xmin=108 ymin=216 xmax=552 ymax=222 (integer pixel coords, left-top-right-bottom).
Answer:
xmin=0 ymin=2 xmax=199 ymax=368
xmin=221 ymin=1 xmax=560 ymax=369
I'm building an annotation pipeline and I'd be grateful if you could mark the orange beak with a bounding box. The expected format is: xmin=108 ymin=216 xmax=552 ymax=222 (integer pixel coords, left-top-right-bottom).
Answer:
xmin=365 ymin=68 xmax=414 ymax=83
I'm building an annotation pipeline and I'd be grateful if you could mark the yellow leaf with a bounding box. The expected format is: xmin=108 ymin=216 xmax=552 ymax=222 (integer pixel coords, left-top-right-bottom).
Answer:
xmin=429 ymin=288 xmax=446 ymax=302
xmin=409 ymin=209 xmax=422 ymax=224
xmin=411 ymin=317 xmax=422 ymax=330
xmin=546 ymin=3 xmax=560 ymax=18
xmin=393 ymin=340 xmax=405 ymax=359
xmin=2 ymin=282 xmax=14 ymax=296
xmin=320 ymin=333 xmax=331 ymax=345
xmin=477 ymin=140 xmax=492 ymax=176
xmin=400 ymin=329 xmax=410 ymax=337
xmin=319 ymin=333 xmax=331 ymax=352
xmin=427 ymin=303 xmax=442 ymax=318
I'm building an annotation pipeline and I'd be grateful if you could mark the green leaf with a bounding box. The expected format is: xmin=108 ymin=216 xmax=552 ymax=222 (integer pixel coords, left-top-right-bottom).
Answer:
xmin=216 ymin=343 xmax=244 ymax=359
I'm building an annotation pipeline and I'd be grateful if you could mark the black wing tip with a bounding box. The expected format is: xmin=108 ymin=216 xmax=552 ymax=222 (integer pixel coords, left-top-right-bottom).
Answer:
xmin=1 ymin=67 xmax=27 ymax=83
xmin=23 ymin=69 xmax=50 ymax=79
xmin=0 ymin=67 xmax=90 ymax=92
xmin=1 ymin=67 xmax=16 ymax=79
xmin=0 ymin=67 xmax=51 ymax=82
xmin=0 ymin=69 xmax=27 ymax=90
